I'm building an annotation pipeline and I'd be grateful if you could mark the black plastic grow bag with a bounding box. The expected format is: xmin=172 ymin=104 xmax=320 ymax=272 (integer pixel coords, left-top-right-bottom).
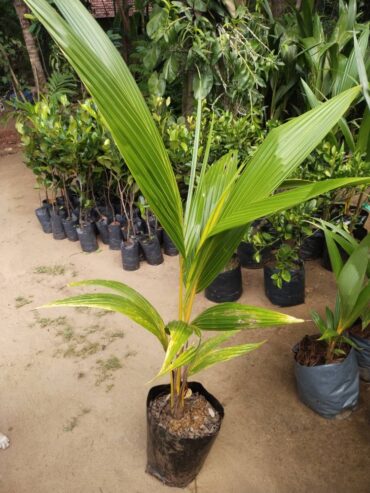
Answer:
xmin=146 ymin=382 xmax=224 ymax=488
xmin=299 ymin=230 xmax=324 ymax=260
xmin=77 ymin=223 xmax=98 ymax=252
xmin=121 ymin=239 xmax=140 ymax=271
xmin=62 ymin=217 xmax=78 ymax=242
xmin=205 ymin=259 xmax=242 ymax=303
xmin=35 ymin=207 xmax=52 ymax=234
xmin=163 ymin=231 xmax=179 ymax=256
xmin=140 ymin=236 xmax=163 ymax=265
xmin=50 ymin=211 xmax=66 ymax=240
xmin=237 ymin=241 xmax=271 ymax=269
xmin=264 ymin=262 xmax=305 ymax=307
xmin=96 ymin=218 xmax=110 ymax=245
xmin=108 ymin=222 xmax=122 ymax=250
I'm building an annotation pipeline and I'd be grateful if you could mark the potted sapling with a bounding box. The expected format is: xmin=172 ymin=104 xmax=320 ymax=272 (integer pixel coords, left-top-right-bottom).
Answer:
xmin=237 ymin=220 xmax=276 ymax=268
xmin=29 ymin=0 xmax=370 ymax=485
xmin=293 ymin=227 xmax=370 ymax=418
xmin=264 ymin=243 xmax=305 ymax=307
xmin=137 ymin=195 xmax=164 ymax=266
xmin=120 ymin=180 xmax=141 ymax=271
xmin=318 ymin=221 xmax=370 ymax=382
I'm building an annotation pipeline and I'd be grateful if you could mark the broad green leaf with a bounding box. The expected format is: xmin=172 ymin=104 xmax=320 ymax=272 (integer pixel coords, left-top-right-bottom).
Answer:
xmin=25 ymin=0 xmax=185 ymax=255
xmin=311 ymin=310 xmax=327 ymax=335
xmin=338 ymin=235 xmax=370 ymax=326
xmin=189 ymin=341 xmax=266 ymax=375
xmin=217 ymin=86 xmax=361 ymax=225
xmin=156 ymin=321 xmax=195 ymax=377
xmin=345 ymin=282 xmax=370 ymax=330
xmin=210 ymin=177 xmax=370 ymax=235
xmin=357 ymin=107 xmax=370 ymax=159
xmin=354 ymin=31 xmax=370 ymax=110
xmin=184 ymin=97 xmax=202 ymax=226
xmin=333 ymin=26 xmax=369 ymax=95
xmin=187 ymin=226 xmax=245 ymax=293
xmin=184 ymin=151 xmax=238 ymax=265
xmin=45 ymin=285 xmax=168 ymax=349
xmin=192 ymin=302 xmax=304 ymax=330
xmin=70 ymin=279 xmax=166 ymax=338
xmin=301 ymin=79 xmax=353 ymax=150
xmin=323 ymin=229 xmax=344 ymax=281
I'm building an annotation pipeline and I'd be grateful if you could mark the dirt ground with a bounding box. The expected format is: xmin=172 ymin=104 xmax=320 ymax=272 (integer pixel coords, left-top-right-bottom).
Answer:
xmin=0 ymin=151 xmax=369 ymax=493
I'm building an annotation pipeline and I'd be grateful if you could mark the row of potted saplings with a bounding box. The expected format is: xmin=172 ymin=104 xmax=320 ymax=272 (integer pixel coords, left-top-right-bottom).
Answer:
xmin=34 ymin=195 xmax=179 ymax=270
xmin=206 ymin=219 xmax=370 ymax=420
xmin=206 ymin=211 xmax=369 ymax=307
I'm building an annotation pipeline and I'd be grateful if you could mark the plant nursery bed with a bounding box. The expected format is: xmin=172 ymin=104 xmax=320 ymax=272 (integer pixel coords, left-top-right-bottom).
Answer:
xmin=0 ymin=152 xmax=370 ymax=493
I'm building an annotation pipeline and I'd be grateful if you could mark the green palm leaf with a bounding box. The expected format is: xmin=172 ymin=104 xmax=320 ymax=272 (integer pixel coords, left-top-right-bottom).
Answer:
xmin=155 ymin=321 xmax=196 ymax=378
xmin=333 ymin=26 xmax=369 ymax=96
xmin=25 ymin=0 xmax=185 ymax=255
xmin=217 ymin=86 xmax=362 ymax=225
xmin=210 ymin=177 xmax=370 ymax=235
xmin=44 ymin=280 xmax=168 ymax=349
xmin=338 ymin=235 xmax=370 ymax=325
xmin=189 ymin=340 xmax=266 ymax=375
xmin=192 ymin=302 xmax=304 ymax=330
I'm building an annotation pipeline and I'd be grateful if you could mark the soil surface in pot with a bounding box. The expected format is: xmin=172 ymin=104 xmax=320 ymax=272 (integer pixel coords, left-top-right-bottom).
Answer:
xmin=149 ymin=392 xmax=221 ymax=439
xmin=350 ymin=322 xmax=370 ymax=340
xmin=295 ymin=334 xmax=351 ymax=366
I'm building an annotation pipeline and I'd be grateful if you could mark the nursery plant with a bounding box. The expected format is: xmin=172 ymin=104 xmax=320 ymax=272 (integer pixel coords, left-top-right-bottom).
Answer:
xmin=312 ymin=220 xmax=370 ymax=381
xmin=263 ymin=242 xmax=306 ymax=307
xmin=27 ymin=0 xmax=370 ymax=486
xmin=293 ymin=225 xmax=370 ymax=418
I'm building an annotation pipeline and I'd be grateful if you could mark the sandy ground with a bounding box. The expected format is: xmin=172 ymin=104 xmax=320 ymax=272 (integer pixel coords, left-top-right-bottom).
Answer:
xmin=0 ymin=151 xmax=369 ymax=493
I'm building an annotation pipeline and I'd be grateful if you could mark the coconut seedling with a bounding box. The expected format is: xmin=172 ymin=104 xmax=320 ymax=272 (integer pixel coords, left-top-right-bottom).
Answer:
xmin=27 ymin=0 xmax=370 ymax=486
xmin=294 ymin=224 xmax=370 ymax=418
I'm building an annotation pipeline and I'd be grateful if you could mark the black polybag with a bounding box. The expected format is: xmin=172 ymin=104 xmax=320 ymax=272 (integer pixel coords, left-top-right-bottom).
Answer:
xmin=146 ymin=382 xmax=224 ymax=488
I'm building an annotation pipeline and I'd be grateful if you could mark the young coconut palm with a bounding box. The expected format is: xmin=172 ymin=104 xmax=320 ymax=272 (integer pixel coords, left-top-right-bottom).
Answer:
xmin=27 ymin=0 xmax=370 ymax=418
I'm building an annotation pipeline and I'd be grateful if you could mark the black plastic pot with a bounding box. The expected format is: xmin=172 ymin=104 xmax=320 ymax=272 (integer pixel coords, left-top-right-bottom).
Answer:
xmin=353 ymin=226 xmax=368 ymax=241
xmin=163 ymin=231 xmax=179 ymax=256
xmin=50 ymin=211 xmax=66 ymax=240
xmin=55 ymin=196 xmax=65 ymax=207
xmin=146 ymin=382 xmax=224 ymax=488
xmin=299 ymin=230 xmax=324 ymax=261
xmin=205 ymin=258 xmax=242 ymax=303
xmin=77 ymin=223 xmax=98 ymax=252
xmin=264 ymin=262 xmax=305 ymax=307
xmin=121 ymin=239 xmax=140 ymax=271
xmin=237 ymin=241 xmax=271 ymax=269
xmin=350 ymin=332 xmax=370 ymax=382
xmin=114 ymin=214 xmax=126 ymax=227
xmin=35 ymin=207 xmax=52 ymax=234
xmin=62 ymin=217 xmax=78 ymax=242
xmin=321 ymin=241 xmax=348 ymax=271
xmin=293 ymin=345 xmax=359 ymax=419
xmin=96 ymin=218 xmax=110 ymax=245
xmin=156 ymin=226 xmax=163 ymax=245
xmin=140 ymin=236 xmax=164 ymax=266
xmin=108 ymin=222 xmax=122 ymax=250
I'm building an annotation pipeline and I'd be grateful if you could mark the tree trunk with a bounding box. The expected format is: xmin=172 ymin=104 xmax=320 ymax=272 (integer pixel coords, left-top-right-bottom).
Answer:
xmin=270 ymin=0 xmax=288 ymax=17
xmin=13 ymin=0 xmax=47 ymax=95
xmin=115 ymin=0 xmax=131 ymax=63
xmin=182 ymin=70 xmax=194 ymax=117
